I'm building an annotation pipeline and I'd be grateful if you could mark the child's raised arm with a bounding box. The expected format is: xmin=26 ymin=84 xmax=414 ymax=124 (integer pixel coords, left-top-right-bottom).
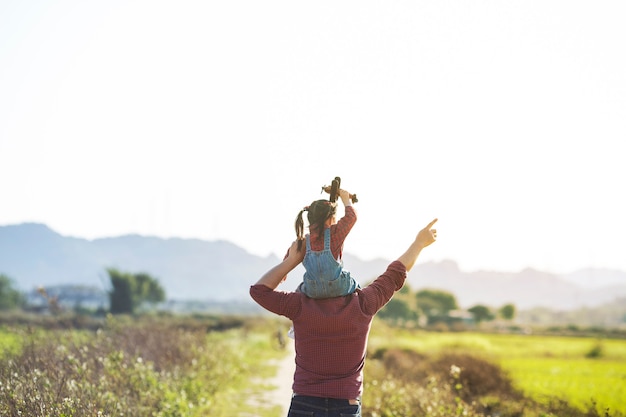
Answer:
xmin=257 ymin=240 xmax=305 ymax=289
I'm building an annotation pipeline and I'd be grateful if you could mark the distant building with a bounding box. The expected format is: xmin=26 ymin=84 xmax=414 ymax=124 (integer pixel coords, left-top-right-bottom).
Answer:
xmin=25 ymin=285 xmax=108 ymax=313
xmin=427 ymin=309 xmax=475 ymax=328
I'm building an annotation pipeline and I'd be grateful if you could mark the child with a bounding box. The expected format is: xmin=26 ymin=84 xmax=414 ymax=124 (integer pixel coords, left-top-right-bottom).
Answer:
xmin=285 ymin=188 xmax=359 ymax=338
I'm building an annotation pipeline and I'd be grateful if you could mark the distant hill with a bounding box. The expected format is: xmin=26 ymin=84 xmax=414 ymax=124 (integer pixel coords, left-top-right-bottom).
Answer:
xmin=1 ymin=223 xmax=626 ymax=310
xmin=406 ymin=260 xmax=626 ymax=310
xmin=1 ymin=223 xmax=280 ymax=302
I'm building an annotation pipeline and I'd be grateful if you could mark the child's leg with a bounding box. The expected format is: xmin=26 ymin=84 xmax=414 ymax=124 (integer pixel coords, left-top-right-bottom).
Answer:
xmin=306 ymin=271 xmax=359 ymax=298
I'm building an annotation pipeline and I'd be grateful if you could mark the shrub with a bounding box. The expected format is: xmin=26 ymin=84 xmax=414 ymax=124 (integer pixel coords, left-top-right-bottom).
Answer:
xmin=585 ymin=341 xmax=604 ymax=359
xmin=0 ymin=314 xmax=276 ymax=417
xmin=362 ymin=348 xmax=623 ymax=417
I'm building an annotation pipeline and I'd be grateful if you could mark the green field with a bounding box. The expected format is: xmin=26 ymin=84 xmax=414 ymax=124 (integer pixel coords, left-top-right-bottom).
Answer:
xmin=0 ymin=327 xmax=21 ymax=357
xmin=368 ymin=324 xmax=626 ymax=415
xmin=2 ymin=317 xmax=625 ymax=417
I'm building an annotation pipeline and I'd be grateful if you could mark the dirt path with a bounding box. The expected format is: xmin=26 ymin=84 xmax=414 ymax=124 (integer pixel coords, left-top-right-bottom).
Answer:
xmin=265 ymin=340 xmax=295 ymax=414
xmin=245 ymin=339 xmax=295 ymax=416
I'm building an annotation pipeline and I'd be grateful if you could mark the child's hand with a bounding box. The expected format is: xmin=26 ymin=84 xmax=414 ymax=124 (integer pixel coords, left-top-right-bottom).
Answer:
xmin=339 ymin=189 xmax=352 ymax=205
xmin=279 ymin=240 xmax=305 ymax=283
xmin=287 ymin=239 xmax=306 ymax=259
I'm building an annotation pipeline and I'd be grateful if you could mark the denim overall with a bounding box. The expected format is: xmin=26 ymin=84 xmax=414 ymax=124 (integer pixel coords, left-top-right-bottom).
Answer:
xmin=300 ymin=228 xmax=358 ymax=299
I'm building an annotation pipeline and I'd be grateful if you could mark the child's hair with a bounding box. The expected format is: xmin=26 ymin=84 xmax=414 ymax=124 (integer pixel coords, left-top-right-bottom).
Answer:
xmin=295 ymin=199 xmax=337 ymax=251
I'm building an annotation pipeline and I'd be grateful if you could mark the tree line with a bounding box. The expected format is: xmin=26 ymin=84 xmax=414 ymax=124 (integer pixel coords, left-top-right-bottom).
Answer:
xmin=378 ymin=284 xmax=516 ymax=328
xmin=0 ymin=269 xmax=165 ymax=315
xmin=3 ymin=271 xmax=514 ymax=323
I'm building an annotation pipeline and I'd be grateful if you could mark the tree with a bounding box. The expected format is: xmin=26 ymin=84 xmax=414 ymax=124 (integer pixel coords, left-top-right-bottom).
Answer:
xmin=108 ymin=269 xmax=134 ymax=314
xmin=134 ymin=273 xmax=166 ymax=306
xmin=0 ymin=274 xmax=24 ymax=310
xmin=499 ymin=303 xmax=516 ymax=321
xmin=415 ymin=289 xmax=458 ymax=317
xmin=107 ymin=268 xmax=166 ymax=315
xmin=379 ymin=298 xmax=417 ymax=325
xmin=398 ymin=284 xmax=411 ymax=295
xmin=468 ymin=304 xmax=494 ymax=324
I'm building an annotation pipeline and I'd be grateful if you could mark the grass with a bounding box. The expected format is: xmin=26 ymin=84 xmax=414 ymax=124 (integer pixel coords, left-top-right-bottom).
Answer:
xmin=368 ymin=322 xmax=626 ymax=415
xmin=502 ymin=356 xmax=626 ymax=414
xmin=0 ymin=326 xmax=22 ymax=357
xmin=0 ymin=314 xmax=289 ymax=417
xmin=3 ymin=314 xmax=624 ymax=416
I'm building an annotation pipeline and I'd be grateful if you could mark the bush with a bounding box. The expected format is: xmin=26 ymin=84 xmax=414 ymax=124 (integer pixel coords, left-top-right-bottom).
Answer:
xmin=0 ymin=314 xmax=279 ymax=417
xmin=363 ymin=348 xmax=622 ymax=417
xmin=0 ymin=318 xmax=206 ymax=416
xmin=585 ymin=341 xmax=604 ymax=359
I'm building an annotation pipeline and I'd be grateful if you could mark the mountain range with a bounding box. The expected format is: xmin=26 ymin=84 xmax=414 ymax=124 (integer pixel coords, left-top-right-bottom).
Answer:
xmin=2 ymin=223 xmax=626 ymax=311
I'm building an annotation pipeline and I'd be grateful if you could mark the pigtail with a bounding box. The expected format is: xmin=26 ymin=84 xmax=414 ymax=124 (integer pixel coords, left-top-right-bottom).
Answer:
xmin=294 ymin=201 xmax=336 ymax=251
xmin=295 ymin=207 xmax=307 ymax=251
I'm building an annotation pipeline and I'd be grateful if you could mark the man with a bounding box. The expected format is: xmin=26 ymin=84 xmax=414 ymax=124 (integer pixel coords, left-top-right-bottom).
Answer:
xmin=250 ymin=218 xmax=438 ymax=417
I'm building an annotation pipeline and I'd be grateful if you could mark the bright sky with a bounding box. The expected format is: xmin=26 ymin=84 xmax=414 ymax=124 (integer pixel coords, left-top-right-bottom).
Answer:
xmin=1 ymin=1 xmax=625 ymax=275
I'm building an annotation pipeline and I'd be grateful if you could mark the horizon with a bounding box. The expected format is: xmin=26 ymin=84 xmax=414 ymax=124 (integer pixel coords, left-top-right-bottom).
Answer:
xmin=4 ymin=220 xmax=626 ymax=276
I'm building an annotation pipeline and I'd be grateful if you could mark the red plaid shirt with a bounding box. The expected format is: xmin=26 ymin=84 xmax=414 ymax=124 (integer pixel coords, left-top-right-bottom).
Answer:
xmin=250 ymin=261 xmax=407 ymax=399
